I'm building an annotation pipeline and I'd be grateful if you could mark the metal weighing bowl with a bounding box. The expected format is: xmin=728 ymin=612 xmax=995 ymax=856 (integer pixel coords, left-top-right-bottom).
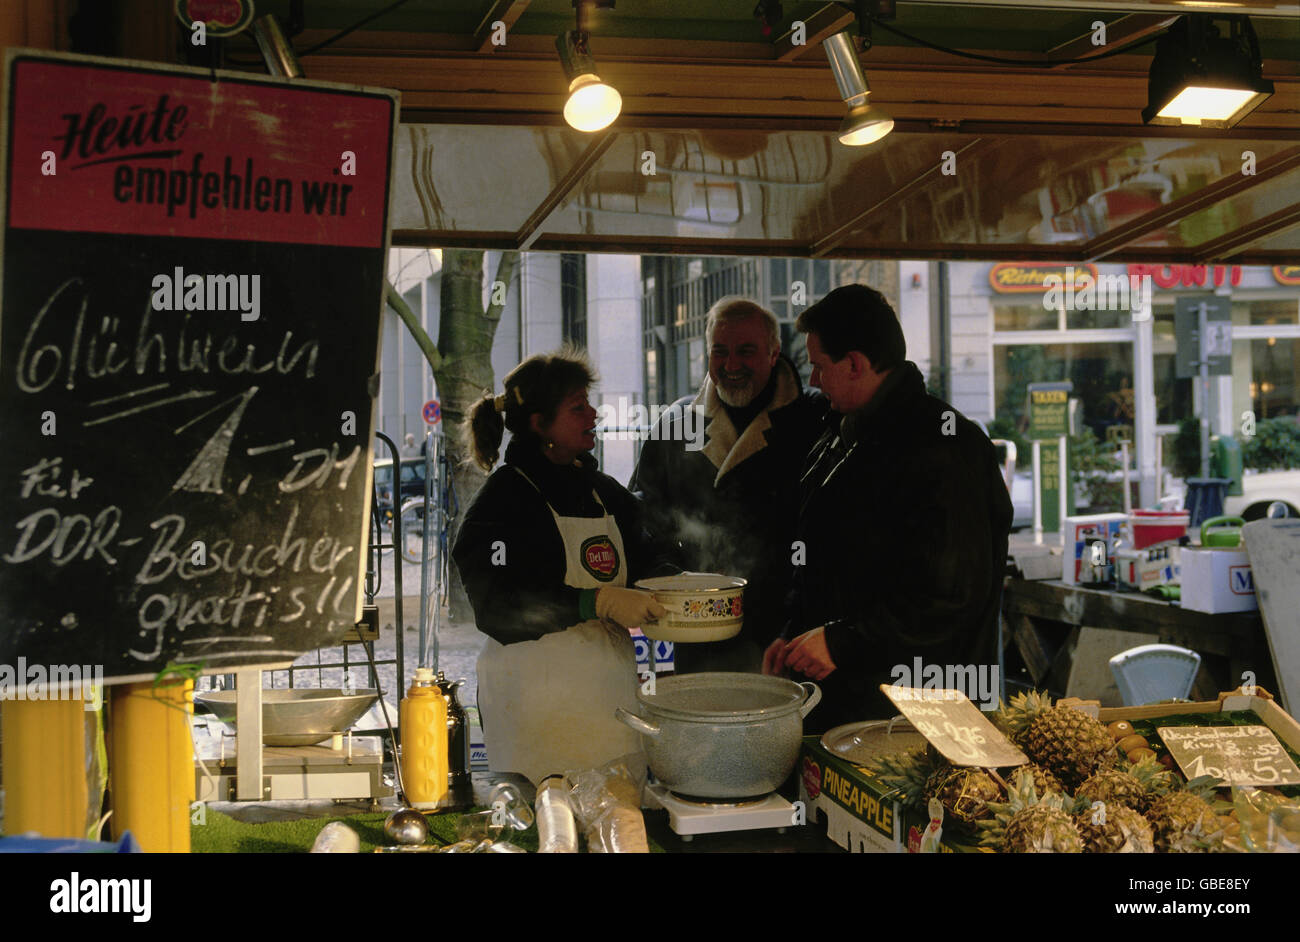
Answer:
xmin=194 ymin=688 xmax=379 ymax=746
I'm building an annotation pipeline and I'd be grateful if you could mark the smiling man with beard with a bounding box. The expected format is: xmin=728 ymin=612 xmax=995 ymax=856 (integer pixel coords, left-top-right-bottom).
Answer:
xmin=630 ymin=298 xmax=829 ymax=673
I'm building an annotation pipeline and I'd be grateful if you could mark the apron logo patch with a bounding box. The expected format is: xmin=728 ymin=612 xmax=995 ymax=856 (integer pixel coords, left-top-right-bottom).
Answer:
xmin=580 ymin=536 xmax=620 ymax=582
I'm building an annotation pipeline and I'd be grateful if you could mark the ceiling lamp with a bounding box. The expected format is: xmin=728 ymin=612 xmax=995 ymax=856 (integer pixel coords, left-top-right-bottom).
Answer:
xmin=556 ymin=2 xmax=621 ymax=133
xmin=822 ymin=31 xmax=893 ymax=146
xmin=1142 ymin=15 xmax=1274 ymax=128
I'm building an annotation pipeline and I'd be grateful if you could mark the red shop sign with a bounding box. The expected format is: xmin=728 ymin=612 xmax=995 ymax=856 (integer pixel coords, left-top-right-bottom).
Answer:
xmin=1127 ymin=264 xmax=1242 ymax=289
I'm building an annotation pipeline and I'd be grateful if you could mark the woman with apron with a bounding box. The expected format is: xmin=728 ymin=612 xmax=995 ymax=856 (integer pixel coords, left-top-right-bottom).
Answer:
xmin=452 ymin=350 xmax=669 ymax=786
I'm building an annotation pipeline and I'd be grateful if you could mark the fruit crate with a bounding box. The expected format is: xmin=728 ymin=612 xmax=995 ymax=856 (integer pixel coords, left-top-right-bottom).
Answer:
xmin=798 ymin=736 xmax=989 ymax=854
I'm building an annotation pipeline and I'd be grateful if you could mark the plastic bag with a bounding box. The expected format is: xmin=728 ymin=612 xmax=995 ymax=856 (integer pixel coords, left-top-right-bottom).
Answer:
xmin=565 ymin=763 xmax=649 ymax=853
xmin=1231 ymin=787 xmax=1300 ymax=853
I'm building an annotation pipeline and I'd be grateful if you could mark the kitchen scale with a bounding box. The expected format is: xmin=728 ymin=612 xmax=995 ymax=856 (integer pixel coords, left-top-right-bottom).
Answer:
xmin=644 ymin=783 xmax=798 ymax=840
xmin=193 ymin=719 xmax=392 ymax=803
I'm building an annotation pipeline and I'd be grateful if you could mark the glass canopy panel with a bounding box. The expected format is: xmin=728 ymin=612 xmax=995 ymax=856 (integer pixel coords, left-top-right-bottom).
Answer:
xmin=390 ymin=125 xmax=589 ymax=233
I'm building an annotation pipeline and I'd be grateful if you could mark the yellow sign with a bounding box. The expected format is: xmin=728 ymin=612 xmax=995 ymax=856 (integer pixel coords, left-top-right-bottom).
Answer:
xmin=989 ymin=262 xmax=1099 ymax=293
xmin=1273 ymin=265 xmax=1300 ymax=286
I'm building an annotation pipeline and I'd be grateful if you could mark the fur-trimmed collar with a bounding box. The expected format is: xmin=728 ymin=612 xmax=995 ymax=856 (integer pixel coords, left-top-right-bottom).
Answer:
xmin=692 ymin=356 xmax=802 ymax=484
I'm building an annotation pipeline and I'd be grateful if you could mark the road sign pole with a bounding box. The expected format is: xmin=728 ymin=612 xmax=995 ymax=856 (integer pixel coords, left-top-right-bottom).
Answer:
xmin=1058 ymin=434 xmax=1068 ymax=546
xmin=1032 ymin=440 xmax=1043 ymax=545
xmin=1198 ymin=301 xmax=1211 ymax=479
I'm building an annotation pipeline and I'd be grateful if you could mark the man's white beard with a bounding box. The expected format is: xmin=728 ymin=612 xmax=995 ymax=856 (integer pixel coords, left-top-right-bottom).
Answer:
xmin=716 ymin=378 xmax=758 ymax=407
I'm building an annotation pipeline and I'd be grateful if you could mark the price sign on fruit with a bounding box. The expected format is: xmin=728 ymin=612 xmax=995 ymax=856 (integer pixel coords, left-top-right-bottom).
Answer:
xmin=882 ymin=685 xmax=1028 ymax=768
xmin=1158 ymin=726 xmax=1300 ymax=787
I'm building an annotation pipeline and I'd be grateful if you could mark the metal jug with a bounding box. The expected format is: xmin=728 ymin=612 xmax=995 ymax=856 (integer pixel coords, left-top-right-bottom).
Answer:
xmin=434 ymin=671 xmax=473 ymax=810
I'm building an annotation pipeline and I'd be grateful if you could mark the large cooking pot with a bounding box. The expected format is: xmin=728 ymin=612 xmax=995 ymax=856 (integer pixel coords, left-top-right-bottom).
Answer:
xmin=615 ymin=673 xmax=821 ymax=801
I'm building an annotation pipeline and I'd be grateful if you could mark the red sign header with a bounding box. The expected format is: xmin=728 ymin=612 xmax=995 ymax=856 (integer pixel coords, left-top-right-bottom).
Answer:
xmin=7 ymin=59 xmax=395 ymax=248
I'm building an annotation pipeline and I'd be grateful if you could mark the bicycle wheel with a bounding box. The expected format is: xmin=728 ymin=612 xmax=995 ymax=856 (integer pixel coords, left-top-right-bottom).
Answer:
xmin=396 ymin=498 xmax=425 ymax=565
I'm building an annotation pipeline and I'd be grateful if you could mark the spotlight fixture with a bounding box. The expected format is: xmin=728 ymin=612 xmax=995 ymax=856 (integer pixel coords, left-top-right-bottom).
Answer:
xmin=556 ymin=2 xmax=621 ymax=133
xmin=822 ymin=30 xmax=893 ymax=146
xmin=1142 ymin=15 xmax=1274 ymax=128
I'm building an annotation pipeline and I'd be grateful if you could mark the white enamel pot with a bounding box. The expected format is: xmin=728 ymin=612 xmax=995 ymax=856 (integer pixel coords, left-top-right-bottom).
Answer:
xmin=614 ymin=672 xmax=821 ymax=801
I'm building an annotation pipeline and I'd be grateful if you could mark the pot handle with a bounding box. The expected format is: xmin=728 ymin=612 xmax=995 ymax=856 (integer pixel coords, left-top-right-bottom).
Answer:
xmin=614 ymin=707 xmax=660 ymax=738
xmin=797 ymin=682 xmax=822 ymax=719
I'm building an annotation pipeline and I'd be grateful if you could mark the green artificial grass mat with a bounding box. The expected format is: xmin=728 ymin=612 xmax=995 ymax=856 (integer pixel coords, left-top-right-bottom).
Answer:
xmin=191 ymin=807 xmax=665 ymax=852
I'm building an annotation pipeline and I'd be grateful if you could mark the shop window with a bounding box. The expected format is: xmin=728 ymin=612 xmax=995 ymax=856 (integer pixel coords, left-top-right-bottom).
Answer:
xmin=1066 ymin=306 xmax=1129 ymax=330
xmin=814 ymin=259 xmax=831 ymax=296
xmin=1237 ymin=299 xmax=1300 ymax=326
xmin=994 ymin=342 xmax=1134 ymax=440
xmin=769 ymin=259 xmax=787 ymax=296
xmin=1251 ymin=338 xmax=1300 ymax=419
xmin=1153 ymin=353 xmax=1193 ymax=425
xmin=688 ymin=338 xmax=706 ymax=390
xmin=993 ymin=304 xmax=1057 ymax=331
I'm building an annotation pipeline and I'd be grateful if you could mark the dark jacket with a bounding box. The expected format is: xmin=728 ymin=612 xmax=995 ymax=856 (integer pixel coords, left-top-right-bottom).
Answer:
xmin=629 ymin=357 xmax=830 ymax=650
xmin=452 ymin=437 xmax=665 ymax=646
xmin=785 ymin=361 xmax=1013 ymax=733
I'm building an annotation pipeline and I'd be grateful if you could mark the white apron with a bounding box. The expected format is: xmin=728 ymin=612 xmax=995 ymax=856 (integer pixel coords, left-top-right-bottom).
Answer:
xmin=476 ymin=470 xmax=644 ymax=785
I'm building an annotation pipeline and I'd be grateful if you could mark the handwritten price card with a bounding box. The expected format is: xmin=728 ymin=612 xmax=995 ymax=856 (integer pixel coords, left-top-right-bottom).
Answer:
xmin=881 ymin=685 xmax=1028 ymax=768
xmin=1158 ymin=726 xmax=1300 ymax=787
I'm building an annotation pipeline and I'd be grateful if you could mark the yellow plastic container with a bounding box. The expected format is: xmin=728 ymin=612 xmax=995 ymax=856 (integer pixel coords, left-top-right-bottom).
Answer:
xmin=399 ymin=668 xmax=449 ymax=809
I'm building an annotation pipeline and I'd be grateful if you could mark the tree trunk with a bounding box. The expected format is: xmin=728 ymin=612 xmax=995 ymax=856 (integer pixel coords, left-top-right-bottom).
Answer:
xmin=432 ymin=249 xmax=519 ymax=620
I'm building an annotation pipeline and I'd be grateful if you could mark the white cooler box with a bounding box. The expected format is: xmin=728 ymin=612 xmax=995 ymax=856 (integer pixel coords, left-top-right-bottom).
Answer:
xmin=1180 ymin=546 xmax=1257 ymax=613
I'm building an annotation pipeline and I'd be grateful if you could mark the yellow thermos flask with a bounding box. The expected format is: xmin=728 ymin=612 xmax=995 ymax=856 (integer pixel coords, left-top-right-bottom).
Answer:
xmin=399 ymin=668 xmax=449 ymax=809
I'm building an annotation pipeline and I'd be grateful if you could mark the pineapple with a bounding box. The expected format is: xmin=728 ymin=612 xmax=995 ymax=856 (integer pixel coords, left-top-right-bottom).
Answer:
xmin=1146 ymin=791 xmax=1227 ymax=853
xmin=996 ymin=691 xmax=1117 ymax=788
xmin=979 ymin=768 xmax=1083 ymax=853
xmin=1016 ymin=762 xmax=1066 ymax=798
xmin=923 ymin=764 xmax=1004 ymax=827
xmin=1076 ymin=757 xmax=1174 ymax=813
xmin=1073 ymin=801 xmax=1155 ymax=853
xmin=868 ymin=748 xmax=939 ymax=810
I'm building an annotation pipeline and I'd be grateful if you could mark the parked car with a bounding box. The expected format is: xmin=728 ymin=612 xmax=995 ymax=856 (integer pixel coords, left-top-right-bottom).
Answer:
xmin=373 ymin=457 xmax=427 ymax=524
xmin=1224 ymin=470 xmax=1300 ymax=520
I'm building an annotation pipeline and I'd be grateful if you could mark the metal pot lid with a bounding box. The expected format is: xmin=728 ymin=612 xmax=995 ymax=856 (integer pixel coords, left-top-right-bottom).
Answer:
xmin=820 ymin=718 xmax=927 ymax=766
xmin=636 ymin=672 xmax=804 ymax=722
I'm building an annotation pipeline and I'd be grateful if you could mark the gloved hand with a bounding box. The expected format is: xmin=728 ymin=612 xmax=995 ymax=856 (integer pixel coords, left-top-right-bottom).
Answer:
xmin=595 ymin=587 xmax=667 ymax=628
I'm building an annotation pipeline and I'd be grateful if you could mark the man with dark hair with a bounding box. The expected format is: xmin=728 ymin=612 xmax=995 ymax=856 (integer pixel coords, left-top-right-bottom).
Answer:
xmin=631 ymin=297 xmax=828 ymax=672
xmin=763 ymin=284 xmax=1013 ymax=733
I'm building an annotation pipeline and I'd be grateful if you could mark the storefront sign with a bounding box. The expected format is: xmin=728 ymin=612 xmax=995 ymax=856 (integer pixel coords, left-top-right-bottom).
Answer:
xmin=0 ymin=52 xmax=398 ymax=684
xmin=1027 ymin=381 xmax=1072 ymax=440
xmin=1037 ymin=439 xmax=1075 ymax=533
xmin=989 ymin=262 xmax=1097 ymax=293
xmin=1127 ymin=264 xmax=1242 ymax=289
xmin=1273 ymin=265 xmax=1300 ymax=286
xmin=1174 ymin=295 xmax=1232 ymax=379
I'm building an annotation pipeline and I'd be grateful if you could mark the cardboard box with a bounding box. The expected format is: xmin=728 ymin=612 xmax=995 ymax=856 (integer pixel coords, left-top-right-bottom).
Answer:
xmin=1062 ymin=513 xmax=1127 ymax=584
xmin=1115 ymin=542 xmax=1179 ymax=591
xmin=798 ymin=736 xmax=989 ymax=854
xmin=1180 ymin=546 xmax=1257 ymax=613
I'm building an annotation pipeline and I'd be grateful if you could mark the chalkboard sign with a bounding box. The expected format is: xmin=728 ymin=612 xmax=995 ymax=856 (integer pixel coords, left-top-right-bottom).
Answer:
xmin=0 ymin=52 xmax=397 ymax=685
xmin=882 ymin=685 xmax=1028 ymax=768
xmin=1158 ymin=725 xmax=1300 ymax=788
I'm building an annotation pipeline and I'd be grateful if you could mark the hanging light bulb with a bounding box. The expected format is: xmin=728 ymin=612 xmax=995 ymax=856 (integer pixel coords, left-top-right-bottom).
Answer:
xmin=556 ymin=7 xmax=621 ymax=133
xmin=822 ymin=30 xmax=893 ymax=146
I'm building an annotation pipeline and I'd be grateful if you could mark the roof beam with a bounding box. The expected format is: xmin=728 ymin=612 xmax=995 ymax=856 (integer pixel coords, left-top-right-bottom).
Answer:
xmin=1192 ymin=201 xmax=1300 ymax=261
xmin=772 ymin=4 xmax=855 ymax=62
xmin=513 ymin=130 xmax=617 ymax=250
xmin=811 ymin=138 xmax=996 ymax=256
xmin=1084 ymin=146 xmax=1300 ymax=260
xmin=1046 ymin=13 xmax=1177 ymax=71
xmin=475 ymin=0 xmax=531 ymax=53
